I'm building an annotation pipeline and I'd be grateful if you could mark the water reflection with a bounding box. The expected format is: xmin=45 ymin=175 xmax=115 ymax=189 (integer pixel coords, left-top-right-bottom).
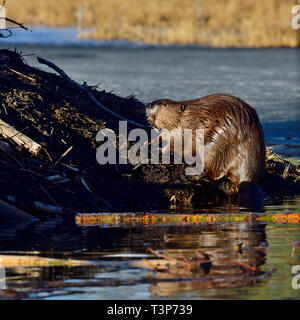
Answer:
xmin=0 ymin=217 xmax=268 ymax=298
xmin=126 ymin=222 xmax=268 ymax=297
xmin=0 ymin=197 xmax=299 ymax=299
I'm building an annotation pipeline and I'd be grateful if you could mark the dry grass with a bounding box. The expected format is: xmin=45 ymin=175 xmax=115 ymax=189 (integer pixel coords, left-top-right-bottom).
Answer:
xmin=5 ymin=0 xmax=300 ymax=47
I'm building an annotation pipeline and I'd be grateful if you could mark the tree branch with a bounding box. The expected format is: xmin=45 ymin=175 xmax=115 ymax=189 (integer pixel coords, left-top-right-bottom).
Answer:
xmin=37 ymin=56 xmax=148 ymax=129
xmin=0 ymin=17 xmax=29 ymax=31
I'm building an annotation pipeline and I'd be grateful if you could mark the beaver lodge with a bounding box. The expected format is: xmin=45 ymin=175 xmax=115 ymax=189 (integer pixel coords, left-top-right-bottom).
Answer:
xmin=0 ymin=49 xmax=299 ymax=220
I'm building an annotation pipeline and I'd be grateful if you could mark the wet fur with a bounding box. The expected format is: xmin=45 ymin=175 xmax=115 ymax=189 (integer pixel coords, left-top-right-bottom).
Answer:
xmin=146 ymin=94 xmax=265 ymax=194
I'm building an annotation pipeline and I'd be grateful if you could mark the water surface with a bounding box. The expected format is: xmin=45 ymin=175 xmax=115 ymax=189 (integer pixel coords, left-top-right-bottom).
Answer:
xmin=0 ymin=198 xmax=299 ymax=300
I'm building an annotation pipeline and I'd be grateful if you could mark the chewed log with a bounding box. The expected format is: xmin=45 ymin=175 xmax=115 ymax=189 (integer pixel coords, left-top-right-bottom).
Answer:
xmin=0 ymin=118 xmax=41 ymax=155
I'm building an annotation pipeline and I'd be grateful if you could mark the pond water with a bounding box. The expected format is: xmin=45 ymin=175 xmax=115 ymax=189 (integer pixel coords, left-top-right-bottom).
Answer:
xmin=0 ymin=197 xmax=300 ymax=300
xmin=0 ymin=33 xmax=299 ymax=299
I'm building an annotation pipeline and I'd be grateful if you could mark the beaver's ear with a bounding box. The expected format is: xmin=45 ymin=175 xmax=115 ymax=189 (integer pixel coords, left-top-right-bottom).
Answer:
xmin=180 ymin=104 xmax=187 ymax=112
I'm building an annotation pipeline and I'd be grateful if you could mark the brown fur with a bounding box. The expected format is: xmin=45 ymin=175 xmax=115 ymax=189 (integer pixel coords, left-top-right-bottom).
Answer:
xmin=146 ymin=94 xmax=265 ymax=194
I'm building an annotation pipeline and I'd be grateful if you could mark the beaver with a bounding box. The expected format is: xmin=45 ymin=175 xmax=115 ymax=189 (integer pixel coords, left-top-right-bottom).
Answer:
xmin=146 ymin=93 xmax=265 ymax=199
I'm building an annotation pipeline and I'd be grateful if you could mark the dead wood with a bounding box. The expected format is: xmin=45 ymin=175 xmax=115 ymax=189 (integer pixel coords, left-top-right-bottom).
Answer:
xmin=37 ymin=56 xmax=148 ymax=129
xmin=0 ymin=199 xmax=35 ymax=221
xmin=0 ymin=118 xmax=41 ymax=154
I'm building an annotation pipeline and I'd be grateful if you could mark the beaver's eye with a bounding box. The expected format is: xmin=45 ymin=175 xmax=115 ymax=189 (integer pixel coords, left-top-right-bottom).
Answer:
xmin=180 ymin=104 xmax=186 ymax=112
xmin=164 ymin=104 xmax=167 ymax=107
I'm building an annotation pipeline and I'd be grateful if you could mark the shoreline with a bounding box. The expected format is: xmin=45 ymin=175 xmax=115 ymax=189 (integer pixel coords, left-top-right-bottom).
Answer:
xmin=2 ymin=27 xmax=300 ymax=49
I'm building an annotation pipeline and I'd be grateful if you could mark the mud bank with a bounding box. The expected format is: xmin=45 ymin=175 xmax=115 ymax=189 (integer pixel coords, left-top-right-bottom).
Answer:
xmin=0 ymin=49 xmax=299 ymax=218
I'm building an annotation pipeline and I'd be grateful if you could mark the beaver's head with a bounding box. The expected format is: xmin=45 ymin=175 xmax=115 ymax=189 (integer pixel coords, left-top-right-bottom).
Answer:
xmin=146 ymin=99 xmax=187 ymax=130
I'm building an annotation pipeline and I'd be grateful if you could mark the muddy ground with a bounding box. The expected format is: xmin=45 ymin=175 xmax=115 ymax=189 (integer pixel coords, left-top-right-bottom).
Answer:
xmin=0 ymin=49 xmax=299 ymax=217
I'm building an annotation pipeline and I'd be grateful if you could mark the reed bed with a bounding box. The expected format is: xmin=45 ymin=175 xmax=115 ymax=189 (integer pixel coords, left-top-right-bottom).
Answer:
xmin=5 ymin=0 xmax=300 ymax=47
